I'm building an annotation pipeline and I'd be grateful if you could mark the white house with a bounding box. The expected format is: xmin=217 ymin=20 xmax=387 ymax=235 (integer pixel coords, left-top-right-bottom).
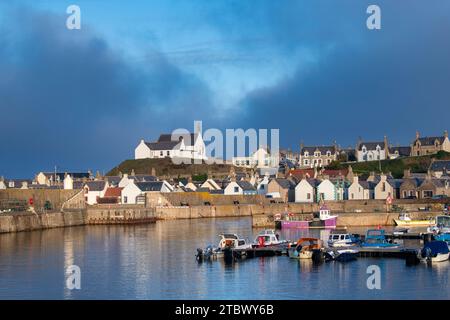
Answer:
xmin=256 ymin=175 xmax=270 ymax=195
xmin=0 ymin=178 xmax=6 ymax=190
xmin=121 ymin=180 xmax=173 ymax=204
xmin=356 ymin=137 xmax=388 ymax=162
xmin=135 ymin=132 xmax=207 ymax=161
xmin=118 ymin=174 xmax=157 ymax=188
xmin=200 ymin=179 xmax=222 ymax=191
xmin=295 ymin=178 xmax=319 ymax=203
xmin=232 ymin=147 xmax=278 ymax=169
xmin=348 ymin=176 xmax=374 ymax=200
xmin=317 ymin=179 xmax=336 ymax=201
xmin=64 ymin=174 xmax=73 ymax=190
xmin=84 ymin=181 xmax=108 ymax=205
xmin=224 ymin=180 xmax=257 ymax=195
xmin=374 ymin=174 xmax=401 ymax=200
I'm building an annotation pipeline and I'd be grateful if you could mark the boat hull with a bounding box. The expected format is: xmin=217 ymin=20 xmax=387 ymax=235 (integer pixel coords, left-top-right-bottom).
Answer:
xmin=281 ymin=217 xmax=337 ymax=229
xmin=394 ymin=219 xmax=435 ymax=226
xmin=288 ymin=248 xmax=314 ymax=259
xmin=432 ymin=252 xmax=450 ymax=262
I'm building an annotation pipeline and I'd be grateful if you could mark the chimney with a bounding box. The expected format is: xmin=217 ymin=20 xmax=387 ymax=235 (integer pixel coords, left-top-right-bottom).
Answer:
xmin=118 ymin=171 xmax=123 ymax=178
xmin=151 ymin=168 xmax=156 ymax=176
xmin=353 ymin=175 xmax=359 ymax=184
xmin=444 ymin=130 xmax=449 ymax=139
xmin=416 ymin=131 xmax=420 ymax=140
xmin=131 ymin=169 xmax=136 ymax=176
xmin=403 ymin=169 xmax=411 ymax=178
xmin=384 ymin=135 xmax=388 ymax=150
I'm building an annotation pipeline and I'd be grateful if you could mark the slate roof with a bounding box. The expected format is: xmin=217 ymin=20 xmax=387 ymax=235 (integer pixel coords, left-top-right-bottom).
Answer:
xmin=273 ymin=178 xmax=296 ymax=189
xmin=105 ymin=176 xmax=122 ymax=186
xmin=236 ymin=180 xmax=256 ymax=191
xmin=430 ymin=160 xmax=450 ymax=172
xmin=387 ymin=179 xmax=403 ymax=188
xmin=132 ymin=175 xmax=157 ymax=182
xmin=135 ymin=181 xmax=165 ymax=192
xmin=300 ymin=146 xmax=336 ymax=155
xmin=359 ymin=181 xmax=377 ymax=189
xmin=84 ymin=181 xmax=106 ymax=191
xmin=145 ymin=141 xmax=180 ymax=151
xmin=389 ymin=146 xmax=411 ymax=157
xmin=358 ymin=142 xmax=385 ymax=151
xmin=415 ymin=136 xmax=446 ymax=146
xmin=158 ymin=133 xmax=198 ymax=146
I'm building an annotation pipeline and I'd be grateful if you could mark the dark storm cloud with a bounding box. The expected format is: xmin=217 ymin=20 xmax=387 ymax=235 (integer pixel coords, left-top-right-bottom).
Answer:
xmin=232 ymin=0 xmax=450 ymax=148
xmin=0 ymin=8 xmax=214 ymax=177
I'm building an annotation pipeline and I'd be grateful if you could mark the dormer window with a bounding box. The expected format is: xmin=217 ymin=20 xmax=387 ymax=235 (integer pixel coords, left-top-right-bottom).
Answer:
xmin=362 ymin=146 xmax=367 ymax=153
xmin=314 ymin=152 xmax=320 ymax=157
xmin=304 ymin=151 xmax=309 ymax=157
xmin=326 ymin=151 xmax=331 ymax=157
xmin=376 ymin=146 xmax=381 ymax=151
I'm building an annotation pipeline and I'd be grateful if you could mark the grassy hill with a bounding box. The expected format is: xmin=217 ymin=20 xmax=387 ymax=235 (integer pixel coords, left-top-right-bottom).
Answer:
xmin=107 ymin=158 xmax=246 ymax=179
xmin=329 ymin=151 xmax=450 ymax=178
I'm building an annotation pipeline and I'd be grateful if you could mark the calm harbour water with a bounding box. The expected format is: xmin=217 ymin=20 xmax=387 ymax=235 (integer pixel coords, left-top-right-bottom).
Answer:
xmin=0 ymin=217 xmax=449 ymax=300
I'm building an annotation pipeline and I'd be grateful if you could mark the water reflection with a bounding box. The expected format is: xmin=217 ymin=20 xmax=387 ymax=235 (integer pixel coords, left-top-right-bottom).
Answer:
xmin=0 ymin=218 xmax=449 ymax=299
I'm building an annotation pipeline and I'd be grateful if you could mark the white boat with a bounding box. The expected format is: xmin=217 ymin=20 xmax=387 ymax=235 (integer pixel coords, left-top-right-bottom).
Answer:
xmin=253 ymin=230 xmax=288 ymax=247
xmin=217 ymin=233 xmax=252 ymax=250
xmin=419 ymin=241 xmax=450 ymax=263
xmin=327 ymin=231 xmax=359 ymax=248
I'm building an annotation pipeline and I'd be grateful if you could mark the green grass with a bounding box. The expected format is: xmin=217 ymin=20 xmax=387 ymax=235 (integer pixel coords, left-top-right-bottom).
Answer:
xmin=107 ymin=158 xmax=244 ymax=178
xmin=328 ymin=151 xmax=450 ymax=178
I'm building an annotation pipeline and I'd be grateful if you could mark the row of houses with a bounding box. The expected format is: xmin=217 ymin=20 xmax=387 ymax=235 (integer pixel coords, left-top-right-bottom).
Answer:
xmin=133 ymin=130 xmax=450 ymax=170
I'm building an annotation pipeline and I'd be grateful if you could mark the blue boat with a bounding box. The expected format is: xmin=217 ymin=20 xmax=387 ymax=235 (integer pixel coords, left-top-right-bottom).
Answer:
xmin=420 ymin=241 xmax=450 ymax=262
xmin=360 ymin=229 xmax=400 ymax=248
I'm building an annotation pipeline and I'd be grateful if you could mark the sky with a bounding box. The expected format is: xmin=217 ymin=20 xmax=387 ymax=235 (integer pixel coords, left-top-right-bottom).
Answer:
xmin=1 ymin=0 xmax=450 ymax=178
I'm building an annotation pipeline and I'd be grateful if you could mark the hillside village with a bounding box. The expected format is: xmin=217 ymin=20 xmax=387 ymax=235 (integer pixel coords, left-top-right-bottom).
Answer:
xmin=1 ymin=130 xmax=450 ymax=208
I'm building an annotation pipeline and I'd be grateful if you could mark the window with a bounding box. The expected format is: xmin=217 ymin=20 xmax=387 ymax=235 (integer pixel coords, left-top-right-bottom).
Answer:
xmin=160 ymin=151 xmax=163 ymax=156
xmin=234 ymin=187 xmax=239 ymax=193
xmin=423 ymin=190 xmax=433 ymax=198
xmin=362 ymin=146 xmax=367 ymax=153
xmin=351 ymin=193 xmax=354 ymax=199
xmin=304 ymin=151 xmax=309 ymax=157
xmin=304 ymin=159 xmax=309 ymax=166
xmin=326 ymin=151 xmax=331 ymax=157
xmin=167 ymin=151 xmax=170 ymax=156
xmin=381 ymin=182 xmax=386 ymax=192
xmin=124 ymin=196 xmax=128 ymax=204
xmin=327 ymin=159 xmax=331 ymax=165
xmin=307 ymin=193 xmax=311 ymax=200
xmin=403 ymin=191 xmax=407 ymax=198
xmin=314 ymin=152 xmax=320 ymax=157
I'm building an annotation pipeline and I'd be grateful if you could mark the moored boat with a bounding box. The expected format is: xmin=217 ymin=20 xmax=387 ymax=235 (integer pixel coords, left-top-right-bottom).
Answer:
xmin=419 ymin=241 xmax=450 ymax=263
xmin=287 ymin=238 xmax=323 ymax=259
xmin=327 ymin=230 xmax=360 ymax=248
xmin=394 ymin=213 xmax=435 ymax=227
xmin=325 ymin=248 xmax=359 ymax=262
xmin=279 ymin=205 xmax=338 ymax=229
xmin=360 ymin=229 xmax=400 ymax=248
xmin=253 ymin=229 xmax=288 ymax=247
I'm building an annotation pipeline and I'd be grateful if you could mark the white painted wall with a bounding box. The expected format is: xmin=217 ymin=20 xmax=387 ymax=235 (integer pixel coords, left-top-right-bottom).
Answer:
xmin=224 ymin=181 xmax=243 ymax=195
xmin=295 ymin=179 xmax=314 ymax=203
xmin=121 ymin=182 xmax=142 ymax=204
xmin=317 ymin=179 xmax=336 ymax=201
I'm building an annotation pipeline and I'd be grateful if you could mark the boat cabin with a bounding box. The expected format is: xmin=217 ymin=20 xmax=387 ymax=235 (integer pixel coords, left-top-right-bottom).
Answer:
xmin=218 ymin=234 xmax=247 ymax=249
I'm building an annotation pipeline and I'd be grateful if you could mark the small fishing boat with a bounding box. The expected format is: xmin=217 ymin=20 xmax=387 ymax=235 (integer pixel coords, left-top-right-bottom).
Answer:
xmin=195 ymin=233 xmax=251 ymax=261
xmin=360 ymin=229 xmax=400 ymax=248
xmin=279 ymin=205 xmax=338 ymax=229
xmin=327 ymin=230 xmax=360 ymax=248
xmin=394 ymin=213 xmax=435 ymax=227
xmin=419 ymin=241 xmax=450 ymax=263
xmin=253 ymin=230 xmax=288 ymax=247
xmin=287 ymin=238 xmax=323 ymax=259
